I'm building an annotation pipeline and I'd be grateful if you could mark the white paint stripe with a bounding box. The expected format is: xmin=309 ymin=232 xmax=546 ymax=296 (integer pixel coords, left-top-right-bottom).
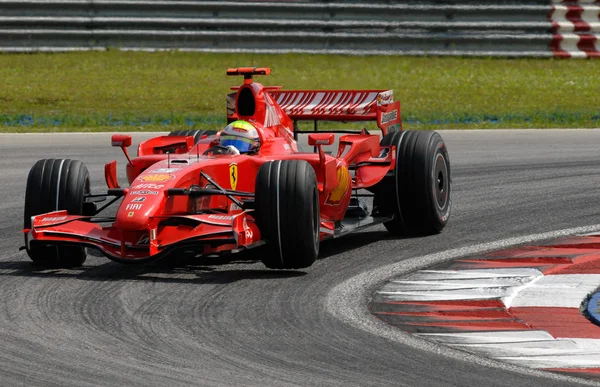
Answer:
xmin=393 ymin=131 xmax=407 ymax=227
xmin=510 ymin=274 xmax=600 ymax=308
xmin=275 ymin=160 xmax=283 ymax=266
xmin=326 ymin=224 xmax=600 ymax=385
xmin=390 ymin=280 xmax=521 ymax=290
xmin=502 ymin=274 xmax=544 ymax=309
xmin=582 ymin=6 xmax=600 ymax=24
xmin=319 ymin=226 xmax=334 ymax=235
xmin=376 ymin=292 xmax=503 ymax=301
xmin=378 ymin=268 xmax=542 ymax=303
xmin=422 ymin=333 xmax=600 ymax=369
xmin=413 ymin=268 xmax=541 ymax=278
xmin=555 ymin=21 xmax=576 ymax=33
xmin=576 ymin=231 xmax=600 ymax=236
xmin=55 ymin=159 xmax=66 ymax=210
xmin=323 ymin=93 xmax=343 ymax=115
xmin=356 ymin=92 xmax=379 ymax=114
xmin=417 ymin=330 xmax=555 ymax=344
xmin=559 ymin=33 xmax=588 ymax=58
xmin=300 ymin=92 xmax=324 ymax=115
xmin=379 ymin=269 xmax=600 ymax=307
xmin=465 ymin=339 xmax=600 ymax=357
xmin=552 ymin=1 xmax=600 ymax=5
xmin=499 ymin=353 xmax=600 ymax=369
xmin=552 ymin=6 xmax=574 ymax=33
xmin=54 ymin=159 xmax=66 ymax=258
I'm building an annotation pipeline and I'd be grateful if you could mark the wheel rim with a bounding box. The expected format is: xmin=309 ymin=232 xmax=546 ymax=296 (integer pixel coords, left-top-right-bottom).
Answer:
xmin=433 ymin=152 xmax=449 ymax=210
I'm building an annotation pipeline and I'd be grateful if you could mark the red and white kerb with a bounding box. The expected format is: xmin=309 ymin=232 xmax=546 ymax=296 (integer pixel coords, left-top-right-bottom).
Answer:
xmin=372 ymin=234 xmax=600 ymax=381
xmin=550 ymin=1 xmax=600 ymax=58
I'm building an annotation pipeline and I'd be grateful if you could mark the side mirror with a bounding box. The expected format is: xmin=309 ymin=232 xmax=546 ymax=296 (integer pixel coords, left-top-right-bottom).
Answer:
xmin=111 ymin=134 xmax=132 ymax=148
xmin=111 ymin=134 xmax=133 ymax=166
xmin=308 ymin=133 xmax=334 ymax=146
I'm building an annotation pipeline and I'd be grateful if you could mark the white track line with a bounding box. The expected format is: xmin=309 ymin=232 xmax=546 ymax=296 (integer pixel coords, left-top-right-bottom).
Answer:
xmin=326 ymin=224 xmax=600 ymax=386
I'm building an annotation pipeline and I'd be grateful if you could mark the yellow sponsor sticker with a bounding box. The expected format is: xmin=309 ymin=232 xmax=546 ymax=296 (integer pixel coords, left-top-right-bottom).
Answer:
xmin=327 ymin=165 xmax=350 ymax=204
xmin=140 ymin=174 xmax=175 ymax=182
xmin=229 ymin=163 xmax=238 ymax=190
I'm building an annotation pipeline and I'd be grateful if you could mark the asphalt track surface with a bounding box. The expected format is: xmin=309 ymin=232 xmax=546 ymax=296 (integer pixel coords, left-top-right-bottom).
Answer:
xmin=1 ymin=130 xmax=600 ymax=387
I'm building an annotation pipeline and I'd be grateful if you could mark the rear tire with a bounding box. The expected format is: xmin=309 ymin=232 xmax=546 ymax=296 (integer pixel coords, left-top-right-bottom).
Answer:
xmin=375 ymin=130 xmax=451 ymax=235
xmin=168 ymin=130 xmax=217 ymax=144
xmin=24 ymin=159 xmax=90 ymax=267
xmin=255 ymin=160 xmax=320 ymax=269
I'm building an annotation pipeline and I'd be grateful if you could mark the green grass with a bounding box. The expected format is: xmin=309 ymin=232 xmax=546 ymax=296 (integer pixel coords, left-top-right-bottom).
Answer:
xmin=0 ymin=51 xmax=599 ymax=132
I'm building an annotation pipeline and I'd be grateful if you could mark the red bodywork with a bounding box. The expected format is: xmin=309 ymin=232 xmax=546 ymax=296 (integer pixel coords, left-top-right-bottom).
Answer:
xmin=25 ymin=67 xmax=403 ymax=263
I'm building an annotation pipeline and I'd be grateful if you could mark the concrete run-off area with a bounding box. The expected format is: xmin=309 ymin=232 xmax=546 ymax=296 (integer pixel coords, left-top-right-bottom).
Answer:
xmin=371 ymin=234 xmax=600 ymax=381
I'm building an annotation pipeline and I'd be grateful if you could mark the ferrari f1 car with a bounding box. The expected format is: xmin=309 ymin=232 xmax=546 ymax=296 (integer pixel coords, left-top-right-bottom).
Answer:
xmin=22 ymin=67 xmax=451 ymax=269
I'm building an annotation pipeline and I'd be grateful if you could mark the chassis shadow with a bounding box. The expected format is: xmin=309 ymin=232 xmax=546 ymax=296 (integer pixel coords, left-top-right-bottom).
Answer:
xmin=4 ymin=230 xmax=404 ymax=284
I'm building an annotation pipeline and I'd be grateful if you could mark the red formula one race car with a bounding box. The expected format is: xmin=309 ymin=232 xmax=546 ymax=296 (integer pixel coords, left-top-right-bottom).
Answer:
xmin=22 ymin=67 xmax=451 ymax=270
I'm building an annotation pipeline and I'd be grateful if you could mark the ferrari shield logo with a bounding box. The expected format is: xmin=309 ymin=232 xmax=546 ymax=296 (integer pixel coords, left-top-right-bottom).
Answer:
xmin=229 ymin=163 xmax=238 ymax=190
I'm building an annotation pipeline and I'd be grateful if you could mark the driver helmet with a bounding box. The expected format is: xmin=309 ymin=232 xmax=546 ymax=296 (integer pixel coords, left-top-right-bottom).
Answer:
xmin=220 ymin=120 xmax=260 ymax=154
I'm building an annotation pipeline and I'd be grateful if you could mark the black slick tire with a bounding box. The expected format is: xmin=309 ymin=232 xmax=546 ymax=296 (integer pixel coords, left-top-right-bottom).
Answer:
xmin=168 ymin=130 xmax=217 ymax=144
xmin=255 ymin=160 xmax=320 ymax=269
xmin=24 ymin=159 xmax=90 ymax=267
xmin=375 ymin=130 xmax=451 ymax=235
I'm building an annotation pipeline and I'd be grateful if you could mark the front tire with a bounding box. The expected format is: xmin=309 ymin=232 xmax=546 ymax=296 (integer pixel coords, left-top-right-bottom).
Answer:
xmin=255 ymin=160 xmax=320 ymax=269
xmin=24 ymin=159 xmax=90 ymax=267
xmin=375 ymin=130 xmax=451 ymax=235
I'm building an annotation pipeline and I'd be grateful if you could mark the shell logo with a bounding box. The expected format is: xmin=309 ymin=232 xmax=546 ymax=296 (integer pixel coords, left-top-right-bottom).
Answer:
xmin=140 ymin=174 xmax=175 ymax=183
xmin=327 ymin=165 xmax=350 ymax=204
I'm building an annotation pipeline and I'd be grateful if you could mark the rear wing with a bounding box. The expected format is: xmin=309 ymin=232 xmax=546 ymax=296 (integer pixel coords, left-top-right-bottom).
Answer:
xmin=227 ymin=89 xmax=401 ymax=134
xmin=225 ymin=67 xmax=401 ymax=134
xmin=271 ymin=89 xmax=401 ymax=134
xmin=270 ymin=90 xmax=380 ymax=121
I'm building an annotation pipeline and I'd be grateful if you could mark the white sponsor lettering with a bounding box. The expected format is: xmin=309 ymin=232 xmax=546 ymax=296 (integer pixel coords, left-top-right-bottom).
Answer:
xmin=41 ymin=216 xmax=67 ymax=222
xmin=130 ymin=190 xmax=158 ymax=195
xmin=381 ymin=110 xmax=398 ymax=125
xmin=208 ymin=215 xmax=232 ymax=221
xmin=149 ymin=168 xmax=180 ymax=173
xmin=314 ymin=139 xmax=331 ymax=145
xmin=132 ymin=184 xmax=164 ymax=189
xmin=126 ymin=203 xmax=143 ymax=210
xmin=377 ymin=90 xmax=394 ymax=106
xmin=243 ymin=218 xmax=253 ymax=240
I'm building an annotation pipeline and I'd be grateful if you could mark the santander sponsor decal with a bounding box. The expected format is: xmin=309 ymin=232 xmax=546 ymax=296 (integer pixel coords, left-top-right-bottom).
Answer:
xmin=377 ymin=100 xmax=401 ymax=133
xmin=380 ymin=110 xmax=398 ymax=125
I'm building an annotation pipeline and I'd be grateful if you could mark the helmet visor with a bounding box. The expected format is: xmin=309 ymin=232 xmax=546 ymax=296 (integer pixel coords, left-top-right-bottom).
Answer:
xmin=220 ymin=135 xmax=258 ymax=153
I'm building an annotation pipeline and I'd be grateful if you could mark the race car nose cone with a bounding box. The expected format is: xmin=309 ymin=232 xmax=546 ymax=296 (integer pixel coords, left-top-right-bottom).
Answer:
xmin=114 ymin=195 xmax=159 ymax=231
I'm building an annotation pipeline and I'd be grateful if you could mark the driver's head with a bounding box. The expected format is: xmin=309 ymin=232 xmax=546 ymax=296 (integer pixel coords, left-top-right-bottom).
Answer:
xmin=219 ymin=120 xmax=260 ymax=154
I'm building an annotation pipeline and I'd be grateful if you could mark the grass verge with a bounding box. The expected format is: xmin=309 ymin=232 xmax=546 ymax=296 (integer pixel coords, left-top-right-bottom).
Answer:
xmin=0 ymin=51 xmax=599 ymax=132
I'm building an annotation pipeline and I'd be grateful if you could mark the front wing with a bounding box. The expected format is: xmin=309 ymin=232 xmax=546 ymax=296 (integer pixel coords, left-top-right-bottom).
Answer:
xmin=24 ymin=210 xmax=262 ymax=263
